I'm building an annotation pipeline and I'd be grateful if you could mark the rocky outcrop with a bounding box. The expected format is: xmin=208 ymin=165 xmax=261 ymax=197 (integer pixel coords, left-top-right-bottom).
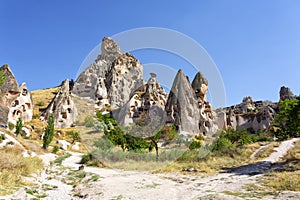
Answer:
xmin=73 ymin=37 xmax=144 ymax=111
xmin=280 ymin=86 xmax=295 ymax=101
xmin=192 ymin=72 xmax=218 ymax=135
xmin=165 ymin=70 xmax=200 ymax=136
xmin=8 ymin=83 xmax=33 ymax=124
xmin=113 ymin=73 xmax=167 ymax=127
xmin=225 ymin=97 xmax=279 ymax=133
xmin=106 ymin=53 xmax=144 ymax=108
xmin=0 ymin=64 xmax=33 ymax=125
xmin=42 ymin=79 xmax=78 ymax=128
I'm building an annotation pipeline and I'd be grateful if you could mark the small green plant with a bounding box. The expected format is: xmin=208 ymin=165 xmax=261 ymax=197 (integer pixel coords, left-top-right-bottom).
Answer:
xmin=189 ymin=140 xmax=202 ymax=150
xmin=43 ymin=114 xmax=54 ymax=149
xmin=52 ymin=145 xmax=59 ymax=154
xmin=36 ymin=101 xmax=45 ymax=106
xmin=8 ymin=122 xmax=15 ymax=130
xmin=84 ymin=116 xmax=95 ymax=128
xmin=66 ymin=131 xmax=81 ymax=144
xmin=15 ymin=118 xmax=22 ymax=136
xmin=54 ymin=153 xmax=71 ymax=165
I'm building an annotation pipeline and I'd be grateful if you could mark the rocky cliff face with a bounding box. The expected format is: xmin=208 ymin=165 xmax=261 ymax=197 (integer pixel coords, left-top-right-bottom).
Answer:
xmin=0 ymin=65 xmax=33 ymax=125
xmin=73 ymin=37 xmax=144 ymax=111
xmin=113 ymin=73 xmax=167 ymax=127
xmin=8 ymin=83 xmax=33 ymax=124
xmin=42 ymin=79 xmax=78 ymax=128
xmin=165 ymin=70 xmax=200 ymax=136
xmin=280 ymin=86 xmax=295 ymax=101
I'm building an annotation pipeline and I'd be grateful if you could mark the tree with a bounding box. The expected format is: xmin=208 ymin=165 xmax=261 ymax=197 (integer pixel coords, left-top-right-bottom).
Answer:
xmin=0 ymin=70 xmax=6 ymax=85
xmin=66 ymin=130 xmax=81 ymax=144
xmin=272 ymin=97 xmax=300 ymax=140
xmin=43 ymin=114 xmax=55 ymax=149
xmin=15 ymin=118 xmax=22 ymax=136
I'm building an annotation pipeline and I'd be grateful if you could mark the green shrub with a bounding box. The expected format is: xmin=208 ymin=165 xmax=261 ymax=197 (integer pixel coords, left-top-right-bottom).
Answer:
xmin=36 ymin=101 xmax=45 ymax=106
xmin=84 ymin=116 xmax=95 ymax=128
xmin=15 ymin=118 xmax=22 ymax=136
xmin=189 ymin=140 xmax=202 ymax=150
xmin=8 ymin=122 xmax=15 ymax=130
xmin=52 ymin=145 xmax=59 ymax=154
xmin=213 ymin=137 xmax=233 ymax=152
xmin=66 ymin=131 xmax=81 ymax=144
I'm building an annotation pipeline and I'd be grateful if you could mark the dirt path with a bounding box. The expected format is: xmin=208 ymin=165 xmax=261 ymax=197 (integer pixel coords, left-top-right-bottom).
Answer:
xmin=2 ymin=138 xmax=300 ymax=200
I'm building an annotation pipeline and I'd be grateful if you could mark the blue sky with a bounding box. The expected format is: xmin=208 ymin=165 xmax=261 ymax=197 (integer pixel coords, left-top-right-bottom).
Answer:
xmin=1 ymin=0 xmax=300 ymax=107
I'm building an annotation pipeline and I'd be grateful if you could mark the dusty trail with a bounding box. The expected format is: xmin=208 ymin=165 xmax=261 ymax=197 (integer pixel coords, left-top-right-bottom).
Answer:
xmin=2 ymin=138 xmax=300 ymax=200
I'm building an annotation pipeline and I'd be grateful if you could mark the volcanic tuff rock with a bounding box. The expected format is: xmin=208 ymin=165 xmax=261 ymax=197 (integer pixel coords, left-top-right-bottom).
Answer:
xmin=8 ymin=83 xmax=33 ymax=124
xmin=113 ymin=73 xmax=168 ymax=127
xmin=72 ymin=37 xmax=144 ymax=110
xmin=192 ymin=72 xmax=218 ymax=135
xmin=165 ymin=70 xmax=200 ymax=136
xmin=280 ymin=86 xmax=295 ymax=101
xmin=0 ymin=64 xmax=33 ymax=124
xmin=42 ymin=79 xmax=78 ymax=128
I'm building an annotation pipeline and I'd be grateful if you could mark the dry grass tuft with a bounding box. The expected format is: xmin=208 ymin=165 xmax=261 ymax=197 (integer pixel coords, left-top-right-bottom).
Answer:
xmin=0 ymin=146 xmax=43 ymax=195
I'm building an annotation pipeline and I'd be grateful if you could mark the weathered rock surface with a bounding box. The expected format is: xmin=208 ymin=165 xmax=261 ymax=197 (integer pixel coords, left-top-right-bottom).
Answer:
xmin=73 ymin=37 xmax=144 ymax=111
xmin=113 ymin=73 xmax=167 ymax=127
xmin=165 ymin=70 xmax=200 ymax=136
xmin=0 ymin=64 xmax=33 ymax=124
xmin=225 ymin=98 xmax=279 ymax=133
xmin=192 ymin=72 xmax=218 ymax=135
xmin=42 ymin=79 xmax=78 ymax=128
xmin=8 ymin=83 xmax=33 ymax=124
xmin=280 ymin=86 xmax=295 ymax=101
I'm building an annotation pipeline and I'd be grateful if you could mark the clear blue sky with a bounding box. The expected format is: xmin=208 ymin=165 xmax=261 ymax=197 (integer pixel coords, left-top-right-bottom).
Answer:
xmin=1 ymin=0 xmax=300 ymax=107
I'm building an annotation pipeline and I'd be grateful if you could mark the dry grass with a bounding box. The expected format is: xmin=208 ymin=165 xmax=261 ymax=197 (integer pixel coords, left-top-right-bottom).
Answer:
xmin=263 ymin=140 xmax=300 ymax=191
xmin=31 ymin=86 xmax=60 ymax=116
xmin=0 ymin=146 xmax=43 ymax=195
xmin=253 ymin=142 xmax=280 ymax=161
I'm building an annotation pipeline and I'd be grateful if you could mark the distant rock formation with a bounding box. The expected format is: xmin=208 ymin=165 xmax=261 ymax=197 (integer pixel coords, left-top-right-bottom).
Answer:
xmin=42 ymin=79 xmax=78 ymax=128
xmin=280 ymin=86 xmax=295 ymax=101
xmin=165 ymin=70 xmax=200 ymax=136
xmin=225 ymin=98 xmax=279 ymax=133
xmin=73 ymin=37 xmax=144 ymax=110
xmin=0 ymin=64 xmax=33 ymax=125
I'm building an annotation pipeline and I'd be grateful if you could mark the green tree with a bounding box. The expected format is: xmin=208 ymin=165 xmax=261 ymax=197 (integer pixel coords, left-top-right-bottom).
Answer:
xmin=43 ymin=114 xmax=55 ymax=149
xmin=272 ymin=97 xmax=300 ymax=140
xmin=15 ymin=118 xmax=22 ymax=136
xmin=66 ymin=131 xmax=81 ymax=144
xmin=0 ymin=70 xmax=6 ymax=85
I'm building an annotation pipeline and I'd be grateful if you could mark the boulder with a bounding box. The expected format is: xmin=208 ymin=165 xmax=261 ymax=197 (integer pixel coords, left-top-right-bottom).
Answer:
xmin=71 ymin=142 xmax=80 ymax=151
xmin=56 ymin=140 xmax=71 ymax=150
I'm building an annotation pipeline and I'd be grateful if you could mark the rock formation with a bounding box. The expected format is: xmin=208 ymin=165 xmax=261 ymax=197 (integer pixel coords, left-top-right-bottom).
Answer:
xmin=8 ymin=83 xmax=33 ymax=124
xmin=0 ymin=64 xmax=33 ymax=125
xmin=73 ymin=37 xmax=144 ymax=111
xmin=191 ymin=72 xmax=217 ymax=135
xmin=113 ymin=73 xmax=168 ymax=127
xmin=280 ymin=86 xmax=295 ymax=101
xmin=165 ymin=70 xmax=200 ymax=136
xmin=42 ymin=79 xmax=78 ymax=128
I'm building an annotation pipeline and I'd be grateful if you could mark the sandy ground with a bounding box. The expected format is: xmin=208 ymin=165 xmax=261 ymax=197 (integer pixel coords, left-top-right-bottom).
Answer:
xmin=2 ymin=138 xmax=300 ymax=200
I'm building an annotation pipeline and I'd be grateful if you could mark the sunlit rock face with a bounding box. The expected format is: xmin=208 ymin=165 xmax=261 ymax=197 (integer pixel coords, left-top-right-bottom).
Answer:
xmin=0 ymin=64 xmax=33 ymax=125
xmin=42 ymin=79 xmax=78 ymax=128
xmin=165 ymin=70 xmax=200 ymax=137
xmin=8 ymin=83 xmax=33 ymax=124
xmin=72 ymin=37 xmax=144 ymax=112
xmin=113 ymin=73 xmax=168 ymax=127
xmin=280 ymin=86 xmax=295 ymax=101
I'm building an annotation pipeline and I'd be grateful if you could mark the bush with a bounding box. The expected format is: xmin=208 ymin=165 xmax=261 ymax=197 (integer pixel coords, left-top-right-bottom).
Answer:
xmin=66 ymin=131 xmax=81 ymax=144
xmin=189 ymin=140 xmax=202 ymax=150
xmin=213 ymin=137 xmax=233 ymax=151
xmin=84 ymin=116 xmax=95 ymax=128
xmin=36 ymin=101 xmax=45 ymax=106
xmin=8 ymin=122 xmax=14 ymax=130
xmin=52 ymin=145 xmax=59 ymax=154
xmin=15 ymin=118 xmax=22 ymax=136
